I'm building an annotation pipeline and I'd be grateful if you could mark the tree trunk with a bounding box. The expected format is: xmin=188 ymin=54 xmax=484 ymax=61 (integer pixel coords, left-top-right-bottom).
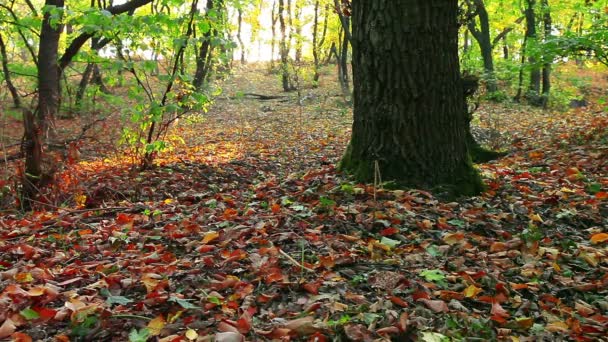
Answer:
xmin=193 ymin=0 xmax=218 ymax=90
xmin=312 ymin=1 xmax=320 ymax=83
xmin=294 ymin=1 xmax=302 ymax=62
xmin=22 ymin=0 xmax=64 ymax=207
xmin=540 ymin=0 xmax=551 ymax=108
xmin=278 ymin=0 xmax=292 ymax=91
xmin=525 ymin=0 xmax=542 ymax=105
xmin=0 ymin=33 xmax=21 ymax=108
xmin=467 ymin=0 xmax=498 ymax=92
xmin=341 ymin=0 xmax=483 ymax=196
xmin=338 ymin=19 xmax=350 ymax=92
xmin=237 ymin=7 xmax=245 ymax=64
xmin=270 ymin=0 xmax=277 ymax=67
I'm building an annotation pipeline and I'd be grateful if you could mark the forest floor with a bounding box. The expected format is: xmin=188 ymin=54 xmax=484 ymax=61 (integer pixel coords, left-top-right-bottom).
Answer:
xmin=0 ymin=63 xmax=607 ymax=341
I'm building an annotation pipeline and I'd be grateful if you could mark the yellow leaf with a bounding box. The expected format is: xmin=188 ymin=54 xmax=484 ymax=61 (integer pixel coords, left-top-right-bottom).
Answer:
xmin=164 ymin=198 xmax=174 ymax=204
xmin=443 ymin=232 xmax=465 ymax=245
xmin=74 ymin=194 xmax=87 ymax=208
xmin=147 ymin=315 xmax=166 ymax=336
xmin=545 ymin=321 xmax=569 ymax=333
xmin=529 ymin=213 xmax=543 ymax=223
xmin=590 ymin=233 xmax=608 ymax=244
xmin=463 ymin=284 xmax=483 ymax=298
xmin=202 ymin=231 xmax=220 ymax=244
xmin=185 ymin=329 xmax=198 ymax=340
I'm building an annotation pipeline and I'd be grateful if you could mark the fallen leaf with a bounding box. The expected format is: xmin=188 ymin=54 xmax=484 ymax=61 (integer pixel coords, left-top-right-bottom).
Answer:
xmin=0 ymin=318 xmax=16 ymax=339
xmin=418 ymin=299 xmax=449 ymax=313
xmin=147 ymin=315 xmax=166 ymax=336
xmin=590 ymin=233 xmax=608 ymax=244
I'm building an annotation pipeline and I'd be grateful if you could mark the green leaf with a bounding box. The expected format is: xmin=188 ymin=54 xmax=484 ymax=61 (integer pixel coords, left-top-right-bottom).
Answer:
xmin=447 ymin=219 xmax=466 ymax=228
xmin=425 ymin=245 xmax=442 ymax=257
xmin=420 ymin=332 xmax=450 ymax=342
xmin=208 ymin=296 xmax=222 ymax=305
xmin=380 ymin=237 xmax=399 ymax=249
xmin=101 ymin=288 xmax=133 ymax=305
xmin=419 ymin=269 xmax=446 ymax=282
xmin=319 ymin=196 xmax=336 ymax=207
xmin=586 ymin=183 xmax=602 ymax=194
xmin=20 ymin=307 xmax=40 ymax=320
xmin=168 ymin=296 xmax=199 ymax=309
xmin=129 ymin=328 xmax=150 ymax=342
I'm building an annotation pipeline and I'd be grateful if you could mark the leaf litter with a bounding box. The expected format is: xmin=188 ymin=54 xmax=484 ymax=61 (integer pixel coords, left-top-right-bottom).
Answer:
xmin=0 ymin=65 xmax=607 ymax=341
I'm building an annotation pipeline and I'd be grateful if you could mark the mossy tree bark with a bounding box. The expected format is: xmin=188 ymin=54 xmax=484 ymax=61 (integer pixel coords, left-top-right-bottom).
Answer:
xmin=341 ymin=0 xmax=483 ymax=196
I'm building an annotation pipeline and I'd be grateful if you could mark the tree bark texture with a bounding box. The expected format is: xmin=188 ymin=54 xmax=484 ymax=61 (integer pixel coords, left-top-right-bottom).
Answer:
xmin=341 ymin=0 xmax=482 ymax=195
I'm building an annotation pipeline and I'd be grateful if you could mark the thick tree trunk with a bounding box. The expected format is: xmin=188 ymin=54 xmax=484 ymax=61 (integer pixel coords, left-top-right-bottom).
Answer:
xmin=0 ymin=34 xmax=20 ymax=108
xmin=467 ymin=0 xmax=498 ymax=92
xmin=341 ymin=0 xmax=482 ymax=195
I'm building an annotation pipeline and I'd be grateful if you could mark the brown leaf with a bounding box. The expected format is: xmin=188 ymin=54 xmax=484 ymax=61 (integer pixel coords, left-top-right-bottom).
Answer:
xmin=0 ymin=318 xmax=16 ymax=339
xmin=284 ymin=316 xmax=317 ymax=336
xmin=418 ymin=299 xmax=449 ymax=313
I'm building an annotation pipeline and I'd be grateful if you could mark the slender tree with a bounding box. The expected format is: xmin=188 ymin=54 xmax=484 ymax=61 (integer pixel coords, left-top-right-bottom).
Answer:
xmin=340 ymin=0 xmax=483 ymax=195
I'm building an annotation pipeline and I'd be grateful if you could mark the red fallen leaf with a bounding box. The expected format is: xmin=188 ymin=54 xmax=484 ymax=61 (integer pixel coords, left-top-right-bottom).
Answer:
xmin=389 ymin=295 xmax=409 ymax=307
xmin=376 ymin=326 xmax=400 ymax=335
xmin=197 ymin=245 xmax=215 ymax=253
xmin=257 ymin=293 xmax=277 ymax=303
xmin=490 ymin=300 xmax=510 ymax=324
xmin=264 ymin=269 xmax=284 ymax=284
xmin=302 ymin=281 xmax=321 ymax=295
xmin=223 ymin=208 xmax=239 ymax=220
xmin=235 ymin=312 xmax=252 ymax=334
xmin=344 ymin=292 xmax=368 ymax=304
xmin=308 ymin=332 xmax=328 ymax=342
xmin=418 ymin=299 xmax=449 ymax=313
xmin=596 ymin=192 xmax=608 ymax=200
xmin=411 ymin=290 xmax=430 ymax=301
xmin=271 ymin=203 xmax=281 ymax=214
xmin=304 ymin=302 xmax=322 ymax=313
xmin=439 ymin=290 xmax=464 ymax=301
xmin=115 ymin=213 xmax=133 ymax=225
xmin=33 ymin=307 xmax=58 ymax=320
xmin=318 ymin=255 xmax=335 ymax=269
xmin=379 ymin=227 xmax=399 ymax=236
xmin=218 ymin=321 xmax=240 ymax=333
xmin=11 ymin=332 xmax=32 ymax=342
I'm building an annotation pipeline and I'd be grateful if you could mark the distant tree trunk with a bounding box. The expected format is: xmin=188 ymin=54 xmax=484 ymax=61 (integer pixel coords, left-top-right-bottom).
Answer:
xmin=467 ymin=0 xmax=498 ymax=92
xmin=312 ymin=1 xmax=328 ymax=84
xmin=193 ymin=0 xmax=219 ymax=90
xmin=236 ymin=7 xmax=245 ymax=64
xmin=0 ymin=34 xmax=21 ymax=108
xmin=22 ymin=0 xmax=64 ymax=207
xmin=502 ymin=36 xmax=509 ymax=59
xmin=525 ymin=0 xmax=542 ymax=105
xmin=341 ymin=0 xmax=483 ymax=196
xmin=294 ymin=1 xmax=302 ymax=62
xmin=540 ymin=0 xmax=551 ymax=108
xmin=463 ymin=29 xmax=470 ymax=53
xmin=338 ymin=23 xmax=349 ymax=93
xmin=278 ymin=0 xmax=292 ymax=91
xmin=270 ymin=0 xmax=278 ymax=67
xmin=76 ymin=63 xmax=95 ymax=106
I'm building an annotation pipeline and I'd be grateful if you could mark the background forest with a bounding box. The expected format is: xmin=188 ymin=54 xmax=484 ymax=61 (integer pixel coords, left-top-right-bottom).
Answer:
xmin=0 ymin=0 xmax=607 ymax=341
